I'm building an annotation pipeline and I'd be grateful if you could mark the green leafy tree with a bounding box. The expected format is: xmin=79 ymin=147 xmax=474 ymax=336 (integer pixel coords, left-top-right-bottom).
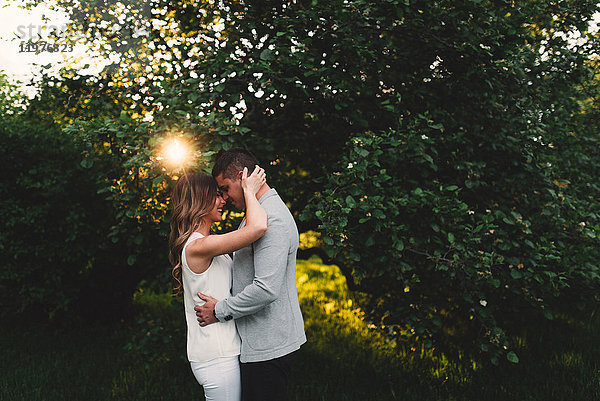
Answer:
xmin=301 ymin=1 xmax=600 ymax=364
xmin=0 ymin=82 xmax=115 ymax=318
xmin=16 ymin=0 xmax=600 ymax=363
xmin=0 ymin=71 xmax=178 ymax=318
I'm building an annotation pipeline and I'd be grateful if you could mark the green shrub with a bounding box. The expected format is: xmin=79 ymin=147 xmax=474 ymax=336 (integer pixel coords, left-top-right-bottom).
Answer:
xmin=0 ymin=115 xmax=111 ymax=318
xmin=124 ymin=288 xmax=186 ymax=369
xmin=306 ymin=119 xmax=600 ymax=364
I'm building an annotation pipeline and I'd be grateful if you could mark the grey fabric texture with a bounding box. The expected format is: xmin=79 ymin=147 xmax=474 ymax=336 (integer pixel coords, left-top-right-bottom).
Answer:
xmin=214 ymin=189 xmax=307 ymax=363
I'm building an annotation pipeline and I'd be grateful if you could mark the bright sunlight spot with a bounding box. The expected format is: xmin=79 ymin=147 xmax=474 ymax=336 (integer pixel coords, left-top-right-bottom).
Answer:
xmin=161 ymin=138 xmax=190 ymax=168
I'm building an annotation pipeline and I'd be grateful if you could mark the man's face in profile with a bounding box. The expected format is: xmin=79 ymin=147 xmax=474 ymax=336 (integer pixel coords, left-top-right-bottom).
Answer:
xmin=215 ymin=171 xmax=246 ymax=210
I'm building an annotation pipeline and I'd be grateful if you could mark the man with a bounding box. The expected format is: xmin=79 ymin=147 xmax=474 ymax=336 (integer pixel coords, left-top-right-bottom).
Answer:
xmin=194 ymin=147 xmax=306 ymax=401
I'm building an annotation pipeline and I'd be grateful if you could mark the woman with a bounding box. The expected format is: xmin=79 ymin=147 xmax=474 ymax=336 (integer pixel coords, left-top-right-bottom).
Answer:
xmin=168 ymin=166 xmax=267 ymax=401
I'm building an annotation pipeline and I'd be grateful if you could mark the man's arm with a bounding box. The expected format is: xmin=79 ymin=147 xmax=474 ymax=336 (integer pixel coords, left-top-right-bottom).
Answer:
xmin=195 ymin=212 xmax=290 ymax=326
xmin=220 ymin=212 xmax=290 ymax=317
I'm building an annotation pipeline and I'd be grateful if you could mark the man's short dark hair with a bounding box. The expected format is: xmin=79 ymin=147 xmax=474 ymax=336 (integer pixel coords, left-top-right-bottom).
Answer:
xmin=212 ymin=147 xmax=259 ymax=180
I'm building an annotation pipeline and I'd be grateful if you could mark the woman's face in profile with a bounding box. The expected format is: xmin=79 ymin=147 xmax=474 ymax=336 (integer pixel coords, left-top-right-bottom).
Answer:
xmin=207 ymin=194 xmax=226 ymax=223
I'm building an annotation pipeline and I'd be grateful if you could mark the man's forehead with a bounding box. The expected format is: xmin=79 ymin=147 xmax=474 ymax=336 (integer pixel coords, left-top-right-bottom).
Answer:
xmin=215 ymin=173 xmax=231 ymax=186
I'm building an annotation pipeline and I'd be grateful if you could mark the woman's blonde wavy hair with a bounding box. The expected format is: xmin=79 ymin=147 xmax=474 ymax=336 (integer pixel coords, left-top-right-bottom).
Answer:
xmin=168 ymin=173 xmax=219 ymax=295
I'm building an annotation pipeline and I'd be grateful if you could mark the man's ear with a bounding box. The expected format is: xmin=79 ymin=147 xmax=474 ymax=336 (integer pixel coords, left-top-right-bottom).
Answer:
xmin=236 ymin=170 xmax=243 ymax=181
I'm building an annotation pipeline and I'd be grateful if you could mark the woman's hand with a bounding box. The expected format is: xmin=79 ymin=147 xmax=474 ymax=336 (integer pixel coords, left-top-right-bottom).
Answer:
xmin=241 ymin=165 xmax=266 ymax=196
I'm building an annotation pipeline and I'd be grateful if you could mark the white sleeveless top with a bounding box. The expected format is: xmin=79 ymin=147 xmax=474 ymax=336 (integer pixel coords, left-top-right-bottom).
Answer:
xmin=182 ymin=232 xmax=241 ymax=363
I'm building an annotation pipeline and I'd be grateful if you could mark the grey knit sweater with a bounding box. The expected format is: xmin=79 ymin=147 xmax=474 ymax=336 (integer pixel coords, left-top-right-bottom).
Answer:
xmin=214 ymin=189 xmax=307 ymax=363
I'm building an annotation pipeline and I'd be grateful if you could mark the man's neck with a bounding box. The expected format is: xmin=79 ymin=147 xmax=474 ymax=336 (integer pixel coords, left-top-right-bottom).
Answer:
xmin=256 ymin=184 xmax=271 ymax=201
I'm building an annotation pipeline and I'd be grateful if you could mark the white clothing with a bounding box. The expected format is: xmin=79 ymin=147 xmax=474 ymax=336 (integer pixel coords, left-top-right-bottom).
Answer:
xmin=190 ymin=356 xmax=241 ymax=401
xmin=182 ymin=232 xmax=241 ymax=363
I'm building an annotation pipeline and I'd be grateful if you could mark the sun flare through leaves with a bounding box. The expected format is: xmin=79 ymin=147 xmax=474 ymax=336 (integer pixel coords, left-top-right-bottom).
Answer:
xmin=159 ymin=137 xmax=192 ymax=170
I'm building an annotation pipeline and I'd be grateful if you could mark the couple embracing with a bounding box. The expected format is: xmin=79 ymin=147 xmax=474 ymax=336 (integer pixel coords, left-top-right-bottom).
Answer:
xmin=168 ymin=147 xmax=306 ymax=401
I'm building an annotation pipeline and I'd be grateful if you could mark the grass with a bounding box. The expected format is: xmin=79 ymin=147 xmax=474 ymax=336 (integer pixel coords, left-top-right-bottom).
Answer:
xmin=2 ymin=256 xmax=600 ymax=400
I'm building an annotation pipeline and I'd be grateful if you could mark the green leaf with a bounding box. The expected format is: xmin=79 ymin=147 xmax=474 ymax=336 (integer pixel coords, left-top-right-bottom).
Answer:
xmin=355 ymin=148 xmax=369 ymax=157
xmin=80 ymin=159 xmax=93 ymax=169
xmin=119 ymin=110 xmax=130 ymax=121
xmin=127 ymin=255 xmax=137 ymax=266
xmin=133 ymin=234 xmax=144 ymax=245
xmin=447 ymin=232 xmax=455 ymax=244
xmin=372 ymin=209 xmax=386 ymax=219
xmin=503 ymin=217 xmax=515 ymax=225
xmin=152 ymin=176 xmax=164 ymax=186
xmin=345 ymin=195 xmax=356 ymax=208
xmin=507 ymin=351 xmax=519 ymax=364
xmin=260 ymin=49 xmax=274 ymax=61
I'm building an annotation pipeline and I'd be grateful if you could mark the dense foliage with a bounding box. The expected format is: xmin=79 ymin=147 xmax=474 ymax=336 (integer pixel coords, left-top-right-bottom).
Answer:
xmin=300 ymin=1 xmax=600 ymax=363
xmin=0 ymin=74 xmax=174 ymax=318
xmin=0 ymin=93 xmax=110 ymax=318
xmin=6 ymin=0 xmax=600 ymax=363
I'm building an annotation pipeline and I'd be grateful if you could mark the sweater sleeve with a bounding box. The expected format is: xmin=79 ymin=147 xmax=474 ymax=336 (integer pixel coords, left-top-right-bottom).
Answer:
xmin=214 ymin=212 xmax=289 ymax=320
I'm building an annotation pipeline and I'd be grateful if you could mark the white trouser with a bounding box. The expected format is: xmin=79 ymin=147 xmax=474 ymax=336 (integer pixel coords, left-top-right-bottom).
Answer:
xmin=190 ymin=356 xmax=241 ymax=401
